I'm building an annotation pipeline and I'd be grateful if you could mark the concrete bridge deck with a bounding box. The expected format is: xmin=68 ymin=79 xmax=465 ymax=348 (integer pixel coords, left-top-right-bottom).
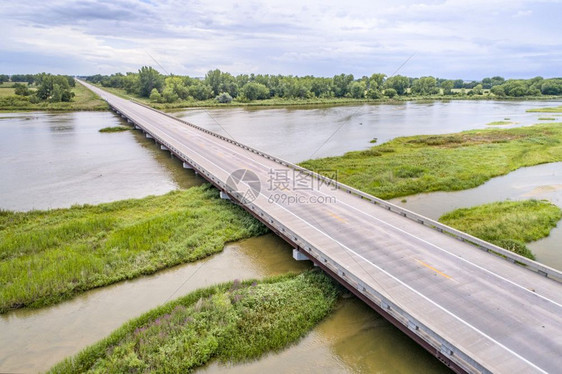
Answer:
xmin=81 ymin=80 xmax=562 ymax=373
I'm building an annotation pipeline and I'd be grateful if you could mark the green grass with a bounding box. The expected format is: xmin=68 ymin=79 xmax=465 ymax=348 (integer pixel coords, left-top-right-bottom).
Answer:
xmin=439 ymin=200 xmax=562 ymax=259
xmin=0 ymin=84 xmax=107 ymax=111
xmin=539 ymin=117 xmax=557 ymax=121
xmin=48 ymin=271 xmax=338 ymax=373
xmin=300 ymin=123 xmax=562 ymax=200
xmin=0 ymin=87 xmax=16 ymax=97
xmin=527 ymin=105 xmax=562 ymax=113
xmin=99 ymin=126 xmax=130 ymax=133
xmin=0 ymin=186 xmax=267 ymax=313
xmin=486 ymin=120 xmax=517 ymax=126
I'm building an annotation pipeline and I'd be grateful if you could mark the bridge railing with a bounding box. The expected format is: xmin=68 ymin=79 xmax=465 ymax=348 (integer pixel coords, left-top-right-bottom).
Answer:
xmin=128 ymin=99 xmax=562 ymax=284
xmin=109 ymin=102 xmax=490 ymax=373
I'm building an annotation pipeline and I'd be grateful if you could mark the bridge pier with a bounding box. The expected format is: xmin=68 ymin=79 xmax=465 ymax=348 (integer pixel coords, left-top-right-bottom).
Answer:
xmin=292 ymin=249 xmax=309 ymax=261
xmin=219 ymin=191 xmax=230 ymax=200
xmin=134 ymin=125 xmax=141 ymax=130
xmin=182 ymin=162 xmax=193 ymax=169
xmin=145 ymin=133 xmax=153 ymax=139
xmin=160 ymin=144 xmax=168 ymax=151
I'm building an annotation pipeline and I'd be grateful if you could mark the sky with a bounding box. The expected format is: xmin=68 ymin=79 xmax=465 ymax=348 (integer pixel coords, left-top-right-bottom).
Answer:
xmin=1 ymin=0 xmax=561 ymax=79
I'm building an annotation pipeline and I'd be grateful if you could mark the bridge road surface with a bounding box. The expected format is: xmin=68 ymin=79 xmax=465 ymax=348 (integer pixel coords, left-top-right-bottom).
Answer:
xmin=81 ymin=80 xmax=562 ymax=373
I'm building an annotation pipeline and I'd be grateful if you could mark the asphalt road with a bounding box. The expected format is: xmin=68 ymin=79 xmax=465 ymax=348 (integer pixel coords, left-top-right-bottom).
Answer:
xmin=82 ymin=81 xmax=562 ymax=373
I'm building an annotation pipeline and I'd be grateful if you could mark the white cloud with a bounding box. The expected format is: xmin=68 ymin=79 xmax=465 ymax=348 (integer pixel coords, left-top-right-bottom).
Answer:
xmin=0 ymin=0 xmax=561 ymax=78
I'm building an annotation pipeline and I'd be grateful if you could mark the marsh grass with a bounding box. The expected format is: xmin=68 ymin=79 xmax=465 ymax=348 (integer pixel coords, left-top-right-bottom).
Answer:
xmin=527 ymin=105 xmax=562 ymax=113
xmin=300 ymin=123 xmax=562 ymax=200
xmin=439 ymin=200 xmax=562 ymax=259
xmin=538 ymin=117 xmax=556 ymax=121
xmin=99 ymin=126 xmax=130 ymax=133
xmin=486 ymin=120 xmax=516 ymax=126
xmin=0 ymin=186 xmax=267 ymax=313
xmin=48 ymin=271 xmax=339 ymax=373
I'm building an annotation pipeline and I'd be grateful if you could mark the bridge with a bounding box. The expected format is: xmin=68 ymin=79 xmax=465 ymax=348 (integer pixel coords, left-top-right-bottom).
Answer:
xmin=80 ymin=80 xmax=562 ymax=374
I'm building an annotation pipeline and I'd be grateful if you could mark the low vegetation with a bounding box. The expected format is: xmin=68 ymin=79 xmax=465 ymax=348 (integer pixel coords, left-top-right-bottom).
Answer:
xmin=0 ymin=186 xmax=267 ymax=313
xmin=527 ymin=105 xmax=562 ymax=113
xmin=48 ymin=271 xmax=339 ymax=373
xmin=300 ymin=123 xmax=562 ymax=199
xmin=0 ymin=81 xmax=107 ymax=111
xmin=486 ymin=120 xmax=516 ymax=126
xmin=539 ymin=117 xmax=557 ymax=120
xmin=99 ymin=126 xmax=130 ymax=133
xmin=439 ymin=200 xmax=562 ymax=259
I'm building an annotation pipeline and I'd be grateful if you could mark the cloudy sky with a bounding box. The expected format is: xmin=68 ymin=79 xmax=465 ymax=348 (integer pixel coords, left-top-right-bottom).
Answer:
xmin=1 ymin=0 xmax=561 ymax=79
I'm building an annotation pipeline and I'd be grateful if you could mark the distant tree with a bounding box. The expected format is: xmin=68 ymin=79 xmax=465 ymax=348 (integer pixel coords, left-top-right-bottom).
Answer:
xmin=453 ymin=79 xmax=464 ymax=89
xmin=441 ymin=80 xmax=454 ymax=95
xmin=51 ymin=83 xmax=63 ymax=102
xmin=149 ymin=88 xmax=162 ymax=102
xmin=471 ymin=84 xmax=484 ymax=95
xmin=13 ymin=83 xmax=30 ymax=96
xmin=490 ymin=76 xmax=505 ymax=87
xmin=161 ymin=86 xmax=178 ymax=103
xmin=366 ymin=88 xmax=382 ymax=99
xmin=349 ymin=81 xmax=366 ymax=99
xmin=384 ymin=88 xmax=397 ymax=98
xmin=122 ymin=73 xmax=140 ymax=95
xmin=369 ymin=73 xmax=386 ymax=90
xmin=541 ymin=79 xmax=562 ymax=95
xmin=138 ymin=66 xmax=164 ymax=97
xmin=481 ymin=78 xmax=492 ymax=89
xmin=216 ymin=92 xmax=233 ymax=103
xmin=36 ymin=74 xmax=74 ymax=102
xmin=384 ymin=75 xmax=410 ymax=95
xmin=490 ymin=85 xmax=506 ymax=97
xmin=0 ymin=74 xmax=9 ymax=84
xmin=241 ymin=82 xmax=270 ymax=100
xmin=188 ymin=83 xmax=214 ymax=100
xmin=411 ymin=76 xmax=438 ymax=95
xmin=332 ymin=74 xmax=354 ymax=97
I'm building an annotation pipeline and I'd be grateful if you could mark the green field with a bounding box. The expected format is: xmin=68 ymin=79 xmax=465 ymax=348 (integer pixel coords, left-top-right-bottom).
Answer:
xmin=439 ymin=200 xmax=562 ymax=259
xmin=300 ymin=123 xmax=562 ymax=200
xmin=486 ymin=120 xmax=517 ymax=126
xmin=0 ymin=83 xmax=107 ymax=111
xmin=0 ymin=186 xmax=267 ymax=313
xmin=48 ymin=271 xmax=338 ymax=373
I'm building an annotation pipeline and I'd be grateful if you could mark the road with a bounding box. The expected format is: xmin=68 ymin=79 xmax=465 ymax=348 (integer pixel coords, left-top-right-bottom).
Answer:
xmin=81 ymin=80 xmax=562 ymax=373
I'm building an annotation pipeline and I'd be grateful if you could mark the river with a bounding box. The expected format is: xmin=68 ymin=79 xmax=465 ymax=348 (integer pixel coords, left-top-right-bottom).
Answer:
xmin=1 ymin=100 xmax=560 ymax=373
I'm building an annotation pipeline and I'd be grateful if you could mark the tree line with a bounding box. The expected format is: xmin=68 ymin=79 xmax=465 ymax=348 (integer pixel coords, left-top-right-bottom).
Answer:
xmin=1 ymin=73 xmax=76 ymax=103
xmin=82 ymin=67 xmax=559 ymax=103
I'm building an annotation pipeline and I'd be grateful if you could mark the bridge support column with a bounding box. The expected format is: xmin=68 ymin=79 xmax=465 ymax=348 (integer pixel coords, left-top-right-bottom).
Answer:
xmin=292 ymin=249 xmax=309 ymax=261
xmin=146 ymin=133 xmax=153 ymax=139
xmin=219 ymin=191 xmax=230 ymax=200
xmin=134 ymin=125 xmax=141 ymax=130
xmin=160 ymin=145 xmax=168 ymax=151
xmin=182 ymin=162 xmax=193 ymax=169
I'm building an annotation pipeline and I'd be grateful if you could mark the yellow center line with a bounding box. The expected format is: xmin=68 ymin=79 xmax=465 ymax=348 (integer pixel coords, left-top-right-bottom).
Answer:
xmin=416 ymin=259 xmax=452 ymax=280
xmin=328 ymin=211 xmax=347 ymax=223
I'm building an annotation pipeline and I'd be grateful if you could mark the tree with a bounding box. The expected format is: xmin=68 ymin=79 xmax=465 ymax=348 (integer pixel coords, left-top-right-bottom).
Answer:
xmin=332 ymin=74 xmax=354 ymax=97
xmin=149 ymin=88 xmax=162 ymax=102
xmin=349 ymin=81 xmax=366 ymax=99
xmin=541 ymin=79 xmax=562 ymax=95
xmin=216 ymin=92 xmax=233 ymax=103
xmin=138 ymin=66 xmax=164 ymax=97
xmin=384 ymin=88 xmax=397 ymax=98
xmin=453 ymin=79 xmax=464 ymax=89
xmin=491 ymin=85 xmax=506 ymax=97
xmin=241 ymin=82 xmax=270 ymax=100
xmin=471 ymin=84 xmax=483 ymax=95
xmin=369 ymin=73 xmax=386 ymax=90
xmin=35 ymin=74 xmax=74 ymax=102
xmin=411 ymin=76 xmax=437 ymax=95
xmin=384 ymin=75 xmax=409 ymax=95
xmin=188 ymin=83 xmax=213 ymax=100
xmin=0 ymin=74 xmax=9 ymax=84
xmin=441 ymin=80 xmax=454 ymax=95
xmin=13 ymin=83 xmax=31 ymax=96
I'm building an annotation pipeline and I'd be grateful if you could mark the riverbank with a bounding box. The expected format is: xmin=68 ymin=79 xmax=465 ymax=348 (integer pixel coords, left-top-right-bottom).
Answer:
xmin=439 ymin=200 xmax=562 ymax=259
xmin=48 ymin=271 xmax=339 ymax=373
xmin=0 ymin=186 xmax=266 ymax=313
xmin=300 ymin=122 xmax=562 ymax=200
xmin=527 ymin=105 xmax=562 ymax=113
xmin=96 ymin=85 xmax=562 ymax=110
xmin=0 ymin=83 xmax=107 ymax=111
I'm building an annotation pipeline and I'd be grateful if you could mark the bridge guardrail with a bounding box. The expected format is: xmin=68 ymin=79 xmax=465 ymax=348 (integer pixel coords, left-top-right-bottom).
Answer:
xmin=127 ymin=99 xmax=562 ymax=284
